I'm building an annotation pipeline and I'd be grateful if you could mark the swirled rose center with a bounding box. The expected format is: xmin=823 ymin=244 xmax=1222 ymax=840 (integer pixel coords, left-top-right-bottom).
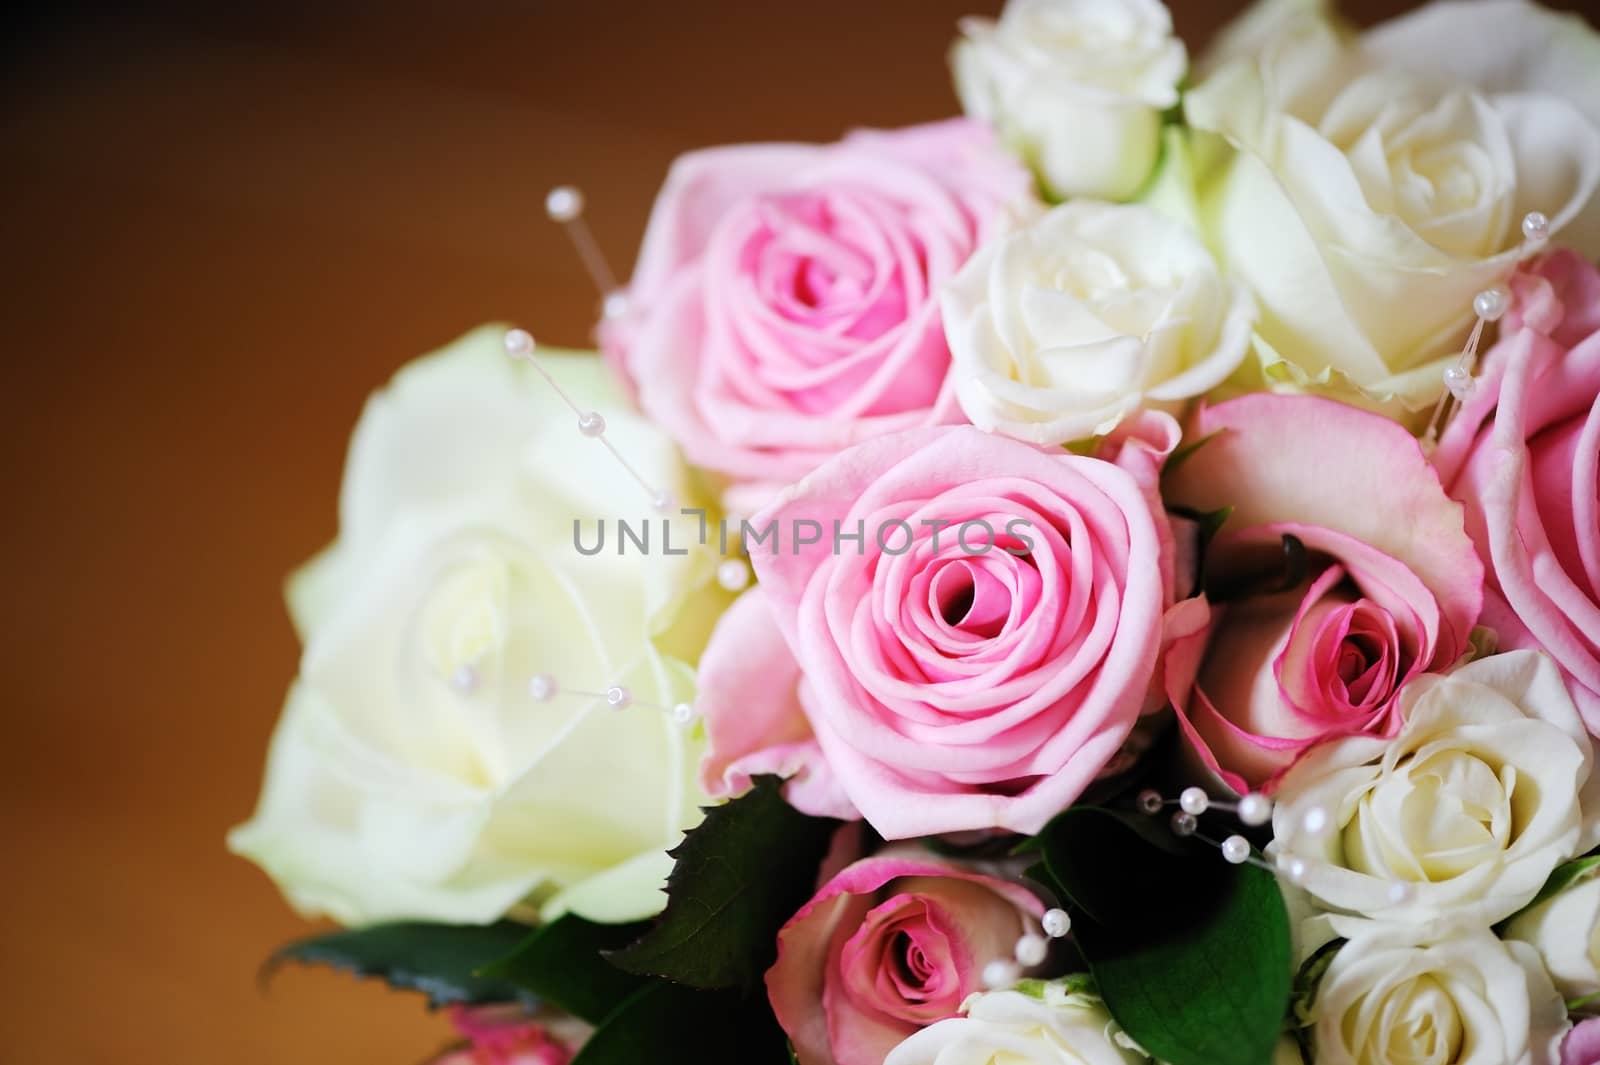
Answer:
xmin=1356 ymin=975 xmax=1462 ymax=1065
xmin=1277 ymin=564 xmax=1415 ymax=732
xmin=839 ymin=894 xmax=964 ymax=1025
xmin=719 ymin=188 xmax=944 ymax=418
xmin=1346 ymin=749 xmax=1517 ymax=883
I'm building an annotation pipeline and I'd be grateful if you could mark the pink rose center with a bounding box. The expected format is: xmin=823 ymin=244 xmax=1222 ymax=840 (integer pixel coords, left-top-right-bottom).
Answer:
xmin=1275 ymin=564 xmax=1420 ymax=736
xmin=718 ymin=189 xmax=942 ymax=417
xmin=838 ymin=894 xmax=966 ymax=1025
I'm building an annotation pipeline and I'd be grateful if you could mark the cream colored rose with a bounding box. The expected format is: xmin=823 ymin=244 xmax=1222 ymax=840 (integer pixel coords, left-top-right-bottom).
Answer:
xmin=1310 ymin=933 xmax=1567 ymax=1065
xmin=941 ymin=200 xmax=1255 ymax=444
xmin=1184 ymin=7 xmax=1600 ymax=419
xmin=229 ymin=327 xmax=723 ymax=926
xmin=952 ymin=0 xmax=1186 ymax=201
xmin=1270 ymin=651 xmax=1600 ymax=938
xmin=1506 ymin=865 xmax=1600 ymax=1004
xmin=883 ymin=982 xmax=1147 ymax=1065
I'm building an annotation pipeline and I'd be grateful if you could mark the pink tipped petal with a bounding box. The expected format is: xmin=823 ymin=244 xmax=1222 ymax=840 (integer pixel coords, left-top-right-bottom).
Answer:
xmin=1167 ymin=393 xmax=1482 ymax=653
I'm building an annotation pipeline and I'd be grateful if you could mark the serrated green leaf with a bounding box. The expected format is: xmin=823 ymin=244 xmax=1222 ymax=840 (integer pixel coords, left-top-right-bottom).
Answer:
xmin=268 ymin=921 xmax=535 ymax=1009
xmin=477 ymin=914 xmax=649 ymax=1024
xmin=571 ymin=982 xmax=788 ymax=1065
xmin=608 ymin=776 xmax=839 ymax=991
xmin=1034 ymin=807 xmax=1291 ymax=1065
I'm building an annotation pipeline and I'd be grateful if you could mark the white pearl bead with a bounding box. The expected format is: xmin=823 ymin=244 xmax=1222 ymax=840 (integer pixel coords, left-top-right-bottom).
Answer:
xmin=1171 ymin=811 xmax=1198 ymax=837
xmin=602 ymin=291 xmax=630 ymax=319
xmin=605 ymin=685 xmax=632 ymax=710
xmin=670 ymin=702 xmax=696 ymax=726
xmin=717 ymin=558 xmax=751 ymax=592
xmin=1221 ymin=835 xmax=1251 ymax=864
xmin=503 ymin=328 xmax=534 ymax=357
xmin=1443 ymin=365 xmax=1475 ymax=400
xmin=1386 ymin=881 xmax=1415 ymax=904
xmin=1473 ymin=286 xmax=1508 ymax=322
xmin=1041 ymin=908 xmax=1071 ymax=938
xmin=1300 ymin=806 xmax=1329 ymax=836
xmin=1013 ymin=933 xmax=1049 ymax=968
xmin=1136 ymin=789 xmax=1163 ymax=815
xmin=450 ymin=664 xmax=480 ymax=694
xmin=1522 ymin=210 xmax=1550 ymax=243
xmin=578 ymin=412 xmax=607 ymax=437
xmin=1238 ymin=794 xmax=1273 ymax=827
xmin=1179 ymin=787 xmax=1209 ymax=816
xmin=1281 ymin=856 xmax=1308 ymax=886
xmin=527 ymin=674 xmax=558 ymax=701
xmin=545 ymin=185 xmax=585 ymax=223
xmin=651 ymin=490 xmax=676 ymax=513
xmin=981 ymin=959 xmax=1020 ymax=990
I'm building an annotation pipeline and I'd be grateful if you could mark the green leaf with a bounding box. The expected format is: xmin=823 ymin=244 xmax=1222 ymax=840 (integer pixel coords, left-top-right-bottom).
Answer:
xmin=571 ymin=982 xmax=789 ymax=1065
xmin=268 ymin=921 xmax=536 ymax=1008
xmin=1033 ymin=807 xmax=1292 ymax=1065
xmin=478 ymin=914 xmax=650 ymax=1024
xmin=608 ymin=775 xmax=840 ymax=991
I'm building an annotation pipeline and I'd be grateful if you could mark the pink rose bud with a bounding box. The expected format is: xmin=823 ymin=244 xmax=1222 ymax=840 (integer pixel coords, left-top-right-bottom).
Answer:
xmin=767 ymin=851 xmax=1044 ymax=1065
xmin=1163 ymin=394 xmax=1483 ymax=792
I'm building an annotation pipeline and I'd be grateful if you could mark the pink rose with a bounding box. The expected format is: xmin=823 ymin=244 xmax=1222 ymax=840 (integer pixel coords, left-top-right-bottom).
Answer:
xmin=766 ymin=851 xmax=1043 ymax=1065
xmin=750 ymin=424 xmax=1173 ymax=838
xmin=1164 ymin=394 xmax=1482 ymax=792
xmin=696 ymin=586 xmax=858 ymax=820
xmin=1436 ymin=250 xmax=1600 ymax=727
xmin=1566 ymin=1017 xmax=1600 ymax=1065
xmin=603 ymin=120 xmax=1030 ymax=512
xmin=431 ymin=1007 xmax=574 ymax=1065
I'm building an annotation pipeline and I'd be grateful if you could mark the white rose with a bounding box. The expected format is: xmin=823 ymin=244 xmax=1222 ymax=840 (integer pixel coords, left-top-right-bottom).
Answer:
xmin=1184 ymin=7 xmax=1600 ymax=419
xmin=952 ymin=0 xmax=1186 ymax=201
xmin=1270 ymin=651 xmax=1600 ymax=938
xmin=940 ymin=200 xmax=1255 ymax=444
xmin=884 ymin=983 xmax=1147 ymax=1065
xmin=1311 ymin=932 xmax=1568 ymax=1065
xmin=228 ymin=327 xmax=723 ymax=926
xmin=1506 ymin=865 xmax=1600 ymax=1004
xmin=1364 ymin=0 xmax=1600 ymax=256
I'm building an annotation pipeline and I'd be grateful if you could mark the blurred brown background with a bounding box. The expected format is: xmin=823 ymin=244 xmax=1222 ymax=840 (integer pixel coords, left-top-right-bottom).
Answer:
xmin=2 ymin=1 xmax=1595 ymax=1062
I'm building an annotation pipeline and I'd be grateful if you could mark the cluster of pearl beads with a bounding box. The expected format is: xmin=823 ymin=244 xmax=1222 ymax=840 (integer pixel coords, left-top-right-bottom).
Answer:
xmin=980 ymin=906 xmax=1075 ymax=990
xmin=1135 ymin=786 xmax=1273 ymax=869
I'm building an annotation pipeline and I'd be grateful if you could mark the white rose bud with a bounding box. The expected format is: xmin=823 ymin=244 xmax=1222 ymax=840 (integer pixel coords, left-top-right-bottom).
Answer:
xmin=228 ymin=327 xmax=720 ymax=926
xmin=1311 ymin=932 xmax=1568 ymax=1065
xmin=952 ymin=0 xmax=1186 ymax=201
xmin=941 ymin=200 xmax=1255 ymax=445
xmin=1506 ymin=865 xmax=1600 ymax=1004
xmin=1270 ymin=650 xmax=1600 ymax=938
xmin=885 ymin=982 xmax=1147 ymax=1065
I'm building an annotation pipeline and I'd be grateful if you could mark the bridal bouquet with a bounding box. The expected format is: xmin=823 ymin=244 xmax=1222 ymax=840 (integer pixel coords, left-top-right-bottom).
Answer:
xmin=230 ymin=0 xmax=1600 ymax=1062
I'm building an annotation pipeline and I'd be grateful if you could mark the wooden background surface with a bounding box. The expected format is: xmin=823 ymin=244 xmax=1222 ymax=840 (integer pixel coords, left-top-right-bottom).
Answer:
xmin=3 ymin=1 xmax=1593 ymax=1061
